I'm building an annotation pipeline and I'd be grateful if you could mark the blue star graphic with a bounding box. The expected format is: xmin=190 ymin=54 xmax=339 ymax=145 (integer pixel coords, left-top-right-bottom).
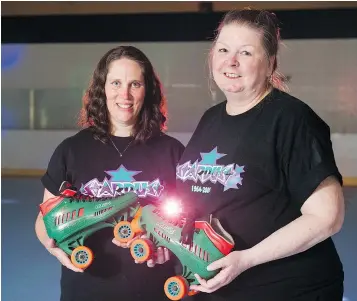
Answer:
xmin=234 ymin=165 xmax=245 ymax=174
xmin=200 ymin=147 xmax=226 ymax=165
xmin=223 ymin=175 xmax=243 ymax=191
xmin=105 ymin=165 xmax=141 ymax=182
xmin=223 ymin=164 xmax=245 ymax=191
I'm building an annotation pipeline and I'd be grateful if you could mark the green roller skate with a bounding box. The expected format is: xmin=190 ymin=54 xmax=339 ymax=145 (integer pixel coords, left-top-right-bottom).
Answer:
xmin=123 ymin=201 xmax=235 ymax=300
xmin=40 ymin=182 xmax=140 ymax=269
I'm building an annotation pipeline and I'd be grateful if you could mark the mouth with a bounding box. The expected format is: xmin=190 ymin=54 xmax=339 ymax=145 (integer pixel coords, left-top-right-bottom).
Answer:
xmin=116 ymin=103 xmax=134 ymax=109
xmin=224 ymin=72 xmax=242 ymax=79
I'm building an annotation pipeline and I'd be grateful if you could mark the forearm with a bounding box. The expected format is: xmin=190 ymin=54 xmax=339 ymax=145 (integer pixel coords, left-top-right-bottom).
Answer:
xmin=36 ymin=188 xmax=57 ymax=247
xmin=35 ymin=213 xmax=50 ymax=247
xmin=244 ymin=176 xmax=344 ymax=268
xmin=246 ymin=214 xmax=340 ymax=268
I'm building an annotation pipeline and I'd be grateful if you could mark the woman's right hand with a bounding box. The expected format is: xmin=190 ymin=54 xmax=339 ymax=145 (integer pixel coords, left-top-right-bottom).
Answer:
xmin=36 ymin=189 xmax=83 ymax=273
xmin=44 ymin=238 xmax=84 ymax=273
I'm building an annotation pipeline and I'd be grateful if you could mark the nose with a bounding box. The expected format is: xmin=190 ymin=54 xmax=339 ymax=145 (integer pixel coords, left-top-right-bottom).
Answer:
xmin=226 ymin=53 xmax=239 ymax=67
xmin=119 ymin=85 xmax=130 ymax=100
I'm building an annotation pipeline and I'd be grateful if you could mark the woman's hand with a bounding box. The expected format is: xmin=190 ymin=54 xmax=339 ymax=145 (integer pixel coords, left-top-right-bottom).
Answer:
xmin=45 ymin=237 xmax=84 ymax=273
xmin=190 ymin=250 xmax=252 ymax=293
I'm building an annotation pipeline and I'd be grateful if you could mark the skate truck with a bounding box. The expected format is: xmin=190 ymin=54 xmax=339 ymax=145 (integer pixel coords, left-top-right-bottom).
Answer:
xmin=40 ymin=182 xmax=140 ymax=270
xmin=114 ymin=199 xmax=235 ymax=300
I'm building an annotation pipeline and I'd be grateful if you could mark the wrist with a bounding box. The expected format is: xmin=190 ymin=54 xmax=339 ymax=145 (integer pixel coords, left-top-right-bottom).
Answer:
xmin=239 ymin=248 xmax=259 ymax=270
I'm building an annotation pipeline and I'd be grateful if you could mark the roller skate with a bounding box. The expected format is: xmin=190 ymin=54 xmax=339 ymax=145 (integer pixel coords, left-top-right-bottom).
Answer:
xmin=40 ymin=182 xmax=140 ymax=270
xmin=115 ymin=201 xmax=235 ymax=300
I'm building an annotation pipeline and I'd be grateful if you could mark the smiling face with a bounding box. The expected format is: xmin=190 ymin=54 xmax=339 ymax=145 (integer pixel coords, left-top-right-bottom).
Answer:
xmin=105 ymin=58 xmax=146 ymax=130
xmin=211 ymin=23 xmax=272 ymax=96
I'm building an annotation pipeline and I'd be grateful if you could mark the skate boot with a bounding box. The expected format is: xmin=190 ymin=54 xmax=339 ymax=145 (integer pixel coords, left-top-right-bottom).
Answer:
xmin=40 ymin=182 xmax=140 ymax=270
xmin=117 ymin=203 xmax=235 ymax=300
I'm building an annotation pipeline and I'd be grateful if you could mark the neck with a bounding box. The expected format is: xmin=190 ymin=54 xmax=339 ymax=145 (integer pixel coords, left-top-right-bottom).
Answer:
xmin=111 ymin=123 xmax=133 ymax=137
xmin=226 ymin=86 xmax=272 ymax=116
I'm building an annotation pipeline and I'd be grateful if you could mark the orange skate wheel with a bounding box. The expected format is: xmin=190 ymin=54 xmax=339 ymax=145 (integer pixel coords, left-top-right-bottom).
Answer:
xmin=71 ymin=246 xmax=93 ymax=270
xmin=130 ymin=238 xmax=154 ymax=263
xmin=114 ymin=221 xmax=135 ymax=243
xmin=164 ymin=276 xmax=189 ymax=301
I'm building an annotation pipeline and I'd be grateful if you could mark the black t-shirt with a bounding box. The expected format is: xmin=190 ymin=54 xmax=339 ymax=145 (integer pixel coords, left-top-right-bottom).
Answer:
xmin=41 ymin=128 xmax=184 ymax=301
xmin=176 ymin=88 xmax=344 ymax=300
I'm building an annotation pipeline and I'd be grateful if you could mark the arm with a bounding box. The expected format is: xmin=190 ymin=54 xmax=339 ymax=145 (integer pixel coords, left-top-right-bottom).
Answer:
xmin=247 ymin=106 xmax=345 ymax=264
xmin=246 ymin=175 xmax=344 ymax=266
xmin=35 ymin=188 xmax=83 ymax=272
xmin=35 ymin=189 xmax=55 ymax=246
xmin=191 ymin=176 xmax=344 ymax=293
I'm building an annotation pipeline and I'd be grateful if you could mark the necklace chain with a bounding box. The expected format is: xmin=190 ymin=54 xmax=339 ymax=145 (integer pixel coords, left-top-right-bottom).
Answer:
xmin=109 ymin=136 xmax=133 ymax=157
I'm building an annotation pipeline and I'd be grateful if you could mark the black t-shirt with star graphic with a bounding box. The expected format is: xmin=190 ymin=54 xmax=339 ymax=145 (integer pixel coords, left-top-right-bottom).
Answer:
xmin=176 ymin=88 xmax=344 ymax=301
xmin=41 ymin=127 xmax=184 ymax=301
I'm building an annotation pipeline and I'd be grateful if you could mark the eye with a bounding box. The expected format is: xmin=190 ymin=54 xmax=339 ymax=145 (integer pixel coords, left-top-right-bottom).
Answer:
xmin=131 ymin=81 xmax=142 ymax=88
xmin=241 ymin=50 xmax=252 ymax=56
xmin=111 ymin=80 xmax=120 ymax=87
xmin=218 ymin=48 xmax=228 ymax=53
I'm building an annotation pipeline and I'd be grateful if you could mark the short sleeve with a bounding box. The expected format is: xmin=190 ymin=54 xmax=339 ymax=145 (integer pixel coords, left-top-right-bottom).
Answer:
xmin=162 ymin=138 xmax=185 ymax=192
xmin=280 ymin=106 xmax=342 ymax=207
xmin=171 ymin=140 xmax=185 ymax=166
xmin=41 ymin=139 xmax=71 ymax=195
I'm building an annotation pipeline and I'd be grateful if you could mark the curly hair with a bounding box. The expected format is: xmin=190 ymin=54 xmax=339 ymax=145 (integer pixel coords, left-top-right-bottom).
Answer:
xmin=78 ymin=46 xmax=167 ymax=144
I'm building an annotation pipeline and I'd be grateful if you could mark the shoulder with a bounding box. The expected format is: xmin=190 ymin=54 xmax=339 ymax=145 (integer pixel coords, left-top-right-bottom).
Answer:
xmin=55 ymin=128 xmax=96 ymax=152
xmin=147 ymin=133 xmax=185 ymax=150
xmin=268 ymin=90 xmax=331 ymax=149
xmin=193 ymin=101 xmax=225 ymax=130
xmin=202 ymin=102 xmax=225 ymax=120
xmin=270 ymin=89 xmax=328 ymax=130
xmin=69 ymin=127 xmax=95 ymax=141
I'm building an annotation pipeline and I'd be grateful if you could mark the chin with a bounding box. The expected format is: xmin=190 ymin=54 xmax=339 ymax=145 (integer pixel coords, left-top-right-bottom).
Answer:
xmin=115 ymin=115 xmax=136 ymax=126
xmin=119 ymin=112 xmax=134 ymax=120
xmin=222 ymin=85 xmax=244 ymax=93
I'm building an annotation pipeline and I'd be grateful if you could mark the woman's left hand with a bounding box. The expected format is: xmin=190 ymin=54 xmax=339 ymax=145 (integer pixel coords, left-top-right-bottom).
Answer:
xmin=190 ymin=250 xmax=252 ymax=293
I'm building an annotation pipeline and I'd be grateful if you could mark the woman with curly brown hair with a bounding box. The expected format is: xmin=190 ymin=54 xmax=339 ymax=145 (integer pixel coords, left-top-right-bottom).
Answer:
xmin=35 ymin=46 xmax=184 ymax=301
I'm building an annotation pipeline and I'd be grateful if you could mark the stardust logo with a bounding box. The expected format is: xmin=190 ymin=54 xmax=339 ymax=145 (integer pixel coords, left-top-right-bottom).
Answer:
xmin=176 ymin=147 xmax=245 ymax=191
xmin=80 ymin=165 xmax=164 ymax=198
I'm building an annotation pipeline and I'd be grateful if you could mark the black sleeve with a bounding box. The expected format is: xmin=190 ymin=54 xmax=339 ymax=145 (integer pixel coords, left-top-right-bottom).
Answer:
xmin=163 ymin=139 xmax=185 ymax=192
xmin=41 ymin=139 xmax=71 ymax=196
xmin=170 ymin=139 xmax=185 ymax=166
xmin=280 ymin=106 xmax=342 ymax=207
